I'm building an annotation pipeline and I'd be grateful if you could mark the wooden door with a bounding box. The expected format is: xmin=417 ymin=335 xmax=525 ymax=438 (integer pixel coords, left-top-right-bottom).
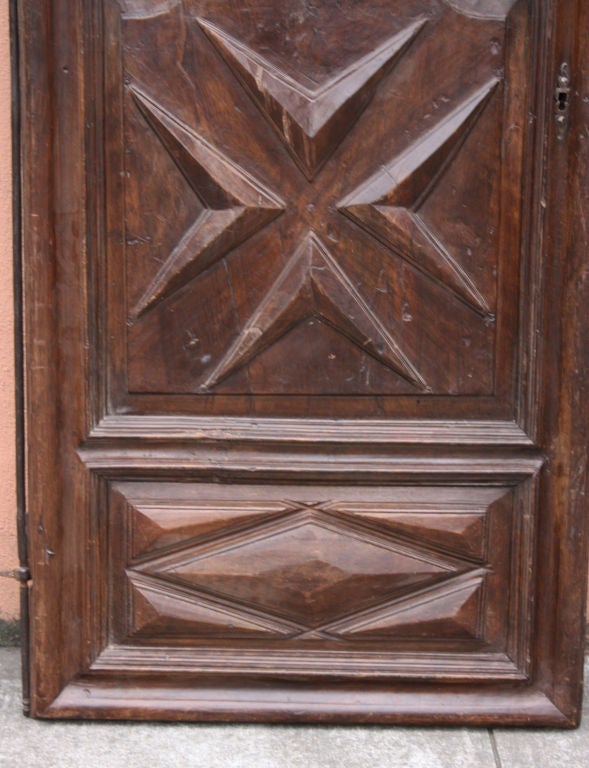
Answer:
xmin=19 ymin=0 xmax=589 ymax=724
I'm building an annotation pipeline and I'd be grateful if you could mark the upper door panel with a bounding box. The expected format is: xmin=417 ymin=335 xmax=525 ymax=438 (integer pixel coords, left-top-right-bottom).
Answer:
xmin=104 ymin=0 xmax=528 ymax=418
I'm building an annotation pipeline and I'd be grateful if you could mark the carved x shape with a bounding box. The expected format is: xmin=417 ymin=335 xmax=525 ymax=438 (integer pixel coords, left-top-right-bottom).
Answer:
xmin=130 ymin=17 xmax=496 ymax=391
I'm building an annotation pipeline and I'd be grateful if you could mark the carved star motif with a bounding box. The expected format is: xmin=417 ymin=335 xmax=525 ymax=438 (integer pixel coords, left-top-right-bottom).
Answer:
xmin=130 ymin=18 xmax=497 ymax=392
xmin=198 ymin=17 xmax=427 ymax=179
xmin=204 ymin=231 xmax=427 ymax=390
xmin=131 ymin=87 xmax=285 ymax=318
xmin=338 ymin=79 xmax=497 ymax=316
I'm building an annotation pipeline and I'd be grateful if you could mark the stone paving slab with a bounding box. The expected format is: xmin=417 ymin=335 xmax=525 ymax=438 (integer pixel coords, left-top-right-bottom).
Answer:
xmin=492 ymin=662 xmax=589 ymax=768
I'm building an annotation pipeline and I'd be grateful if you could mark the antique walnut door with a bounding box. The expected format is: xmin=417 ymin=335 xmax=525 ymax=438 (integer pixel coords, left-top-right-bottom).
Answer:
xmin=19 ymin=0 xmax=589 ymax=723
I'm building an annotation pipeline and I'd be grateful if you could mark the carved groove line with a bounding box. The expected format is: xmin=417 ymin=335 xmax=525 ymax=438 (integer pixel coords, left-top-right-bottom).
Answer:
xmin=120 ymin=0 xmax=181 ymax=20
xmin=441 ymin=0 xmax=516 ymax=21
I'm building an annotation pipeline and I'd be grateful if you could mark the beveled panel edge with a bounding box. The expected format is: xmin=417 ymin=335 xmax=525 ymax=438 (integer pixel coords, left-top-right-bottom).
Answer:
xmin=88 ymin=414 xmax=534 ymax=446
xmin=42 ymin=678 xmax=571 ymax=725
xmin=78 ymin=447 xmax=544 ymax=482
xmin=90 ymin=645 xmax=527 ymax=682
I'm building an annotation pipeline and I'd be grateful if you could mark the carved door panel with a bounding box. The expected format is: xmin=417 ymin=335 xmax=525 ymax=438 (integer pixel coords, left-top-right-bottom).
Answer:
xmin=20 ymin=0 xmax=589 ymax=723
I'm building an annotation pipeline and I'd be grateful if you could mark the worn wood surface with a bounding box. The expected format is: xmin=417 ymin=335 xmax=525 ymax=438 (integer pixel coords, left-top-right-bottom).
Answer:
xmin=18 ymin=0 xmax=589 ymax=724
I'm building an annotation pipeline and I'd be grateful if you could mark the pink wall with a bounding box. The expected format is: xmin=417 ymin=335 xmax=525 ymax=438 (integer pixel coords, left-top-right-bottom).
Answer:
xmin=0 ymin=0 xmax=18 ymax=620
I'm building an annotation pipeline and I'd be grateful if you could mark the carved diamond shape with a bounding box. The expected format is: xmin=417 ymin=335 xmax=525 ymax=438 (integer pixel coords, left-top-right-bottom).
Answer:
xmin=138 ymin=509 xmax=466 ymax=626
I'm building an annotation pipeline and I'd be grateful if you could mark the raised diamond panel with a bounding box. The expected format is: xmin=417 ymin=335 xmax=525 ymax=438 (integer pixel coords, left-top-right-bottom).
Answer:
xmin=139 ymin=509 xmax=465 ymax=625
xmin=104 ymin=478 xmax=533 ymax=683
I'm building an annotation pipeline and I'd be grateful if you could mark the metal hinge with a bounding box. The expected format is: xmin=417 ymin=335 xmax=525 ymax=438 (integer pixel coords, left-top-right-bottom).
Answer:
xmin=0 ymin=567 xmax=31 ymax=583
xmin=555 ymin=62 xmax=571 ymax=141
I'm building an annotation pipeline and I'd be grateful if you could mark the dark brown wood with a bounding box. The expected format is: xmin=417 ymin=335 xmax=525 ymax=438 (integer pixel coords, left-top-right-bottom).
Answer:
xmin=18 ymin=0 xmax=589 ymax=724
